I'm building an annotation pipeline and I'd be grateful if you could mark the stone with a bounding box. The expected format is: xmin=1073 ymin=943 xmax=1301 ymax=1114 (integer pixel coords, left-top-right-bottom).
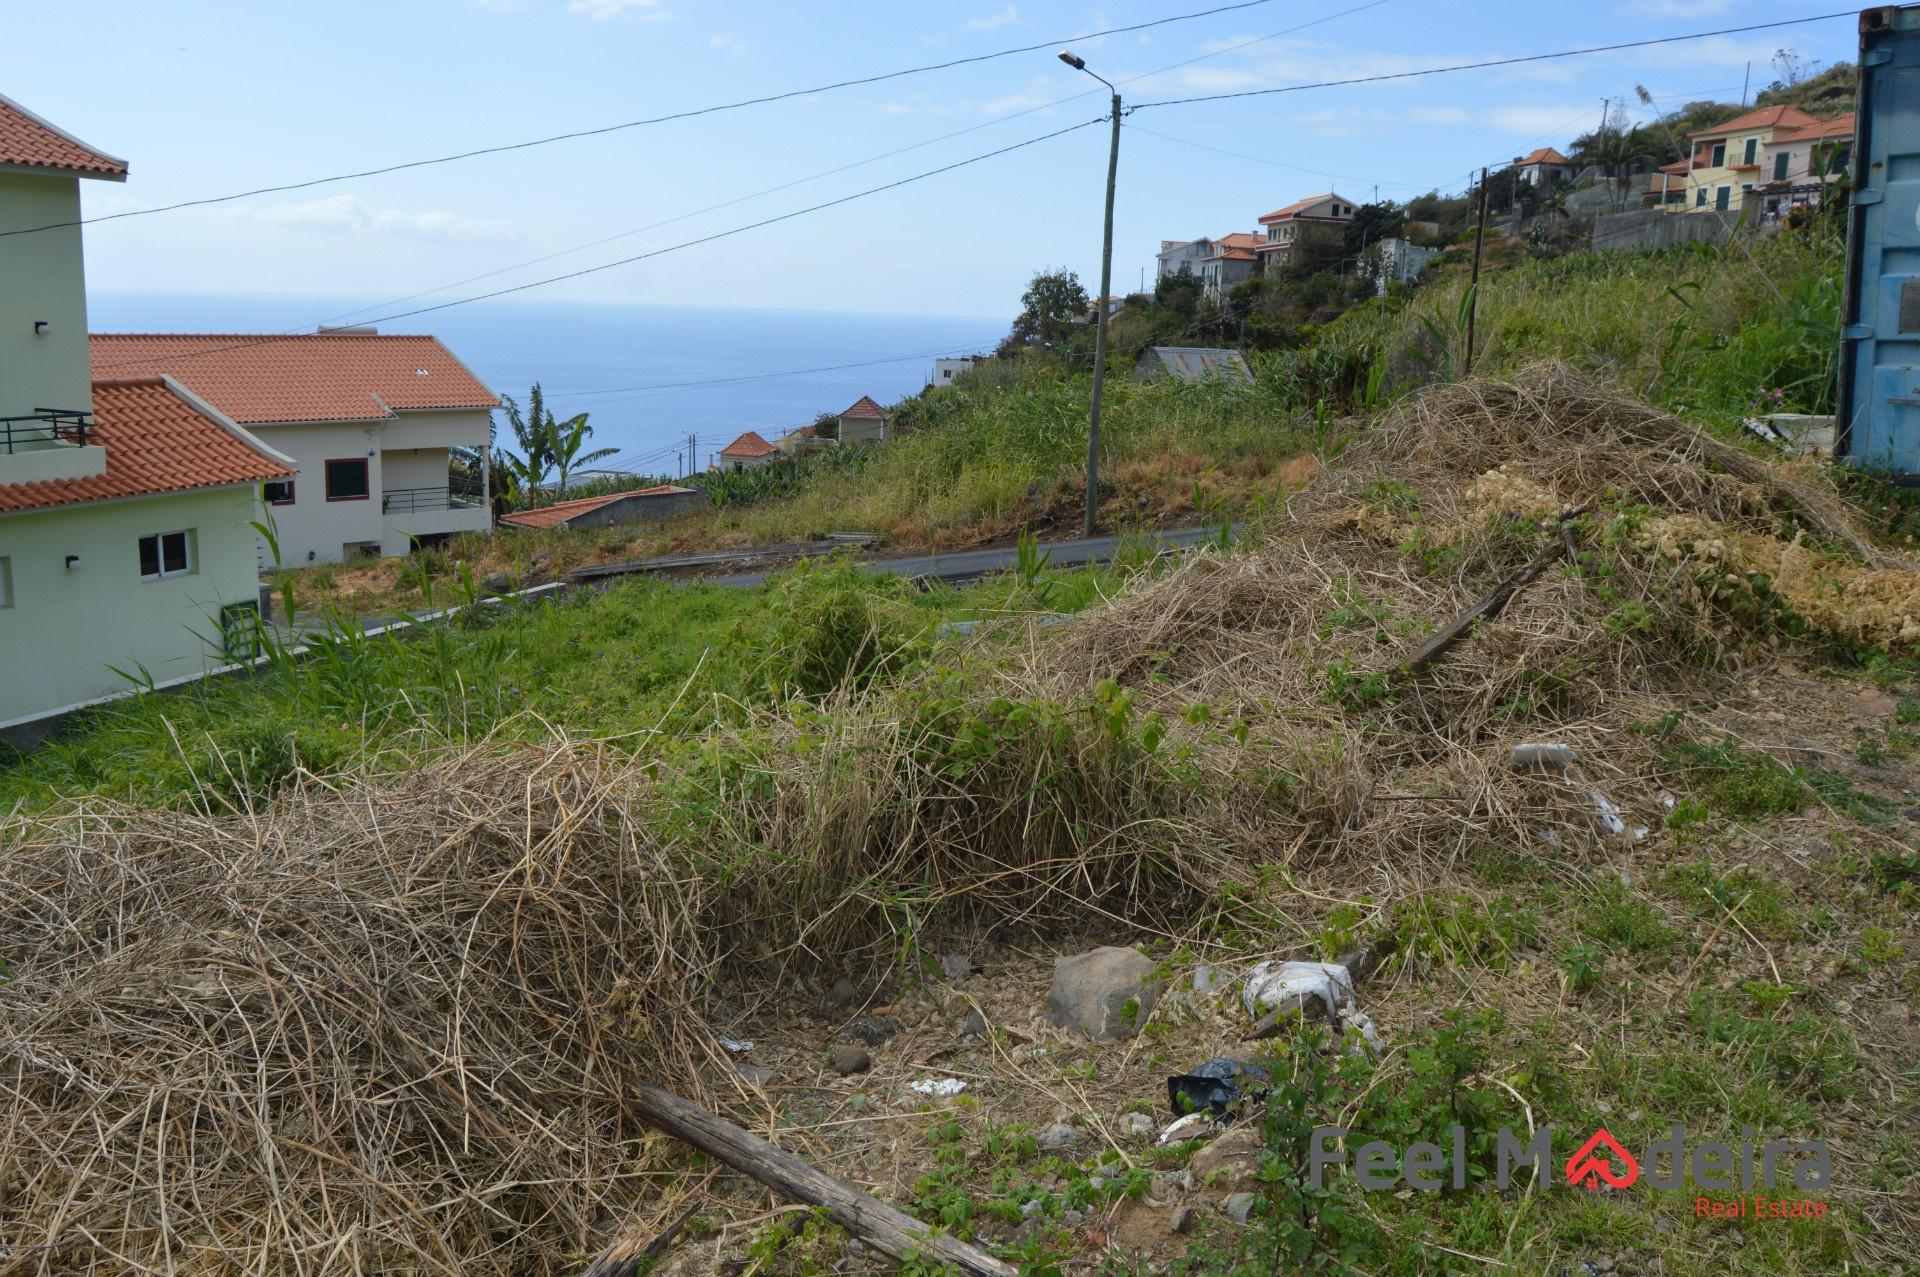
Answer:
xmin=736 ymin=1064 xmax=776 ymax=1087
xmin=1224 ymin=1193 xmax=1259 ymax=1226
xmin=1119 ymin=1112 xmax=1156 ymax=1142
xmin=829 ymin=977 xmax=858 ymax=1006
xmin=960 ymin=1007 xmax=988 ymax=1037
xmin=831 ymin=1044 xmax=872 ymax=1075
xmin=1061 ymin=1208 xmax=1085 ymax=1228
xmin=1043 ymin=946 xmax=1162 ymax=1041
xmin=479 ymin=571 xmax=515 ymax=594
xmin=842 ymin=1015 xmax=905 ymax=1046
xmin=939 ymin=953 xmax=980 ymax=982
xmin=1154 ymin=1169 xmax=1194 ymax=1195
xmin=1020 ymin=1199 xmax=1044 ymax=1220
xmin=1190 ymin=966 xmax=1225 ymax=995
xmin=1036 ymin=1122 xmax=1083 ymax=1151
xmin=1190 ymin=1124 xmax=1263 ymax=1190
xmin=1169 ymin=1205 xmax=1196 ymax=1235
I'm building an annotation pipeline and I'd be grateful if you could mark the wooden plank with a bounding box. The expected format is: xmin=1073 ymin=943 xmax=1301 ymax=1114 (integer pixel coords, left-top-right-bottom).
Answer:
xmin=631 ymin=1083 xmax=1019 ymax=1277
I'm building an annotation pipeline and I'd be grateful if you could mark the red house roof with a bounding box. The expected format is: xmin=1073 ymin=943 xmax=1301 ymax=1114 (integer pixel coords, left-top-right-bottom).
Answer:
xmin=1258 ymin=192 xmax=1355 ymax=224
xmin=839 ymin=395 xmax=889 ymax=420
xmin=89 ymin=333 xmax=498 ymax=424
xmin=719 ymin=430 xmax=778 ymax=458
xmin=1774 ymin=113 xmax=1855 ymax=143
xmin=0 ymin=378 xmax=293 ymax=516
xmin=0 ymin=93 xmax=127 ymax=180
xmin=1516 ymin=147 xmax=1570 ymax=167
xmin=1690 ymin=105 xmax=1817 ymax=140
xmin=499 ymin=484 xmax=694 ymax=529
xmin=1216 ymin=232 xmax=1264 ymax=251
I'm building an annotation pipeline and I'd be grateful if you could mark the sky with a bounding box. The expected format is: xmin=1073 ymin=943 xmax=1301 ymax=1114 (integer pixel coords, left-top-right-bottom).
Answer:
xmin=8 ymin=0 xmax=1862 ymax=322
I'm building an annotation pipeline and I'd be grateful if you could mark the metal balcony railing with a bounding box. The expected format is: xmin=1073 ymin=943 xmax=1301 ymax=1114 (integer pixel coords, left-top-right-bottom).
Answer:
xmin=0 ymin=409 xmax=91 ymax=454
xmin=383 ymin=482 xmax=485 ymax=514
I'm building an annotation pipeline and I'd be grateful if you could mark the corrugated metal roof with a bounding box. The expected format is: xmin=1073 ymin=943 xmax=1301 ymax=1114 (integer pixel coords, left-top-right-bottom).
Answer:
xmin=1142 ymin=347 xmax=1254 ymax=384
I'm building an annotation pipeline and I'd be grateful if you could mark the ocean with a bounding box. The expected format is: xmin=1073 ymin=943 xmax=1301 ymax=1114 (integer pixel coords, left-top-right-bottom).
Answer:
xmin=89 ymin=292 xmax=1005 ymax=477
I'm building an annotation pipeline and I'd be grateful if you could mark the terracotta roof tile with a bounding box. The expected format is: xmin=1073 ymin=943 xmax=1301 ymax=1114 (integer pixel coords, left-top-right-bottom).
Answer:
xmin=0 ymin=92 xmax=127 ymax=179
xmin=839 ymin=395 xmax=888 ymax=420
xmin=1215 ymin=232 xmax=1264 ymax=251
xmin=719 ymin=430 xmax=778 ymax=458
xmin=1773 ymin=113 xmax=1855 ymax=142
xmin=1690 ymin=105 xmax=1817 ymax=139
xmin=1259 ymin=192 xmax=1355 ymax=223
xmin=0 ymin=378 xmax=293 ymax=516
xmin=1516 ymin=146 xmax=1570 ymax=167
xmin=499 ymin=484 xmax=694 ymax=529
xmin=89 ymin=333 xmax=498 ymax=424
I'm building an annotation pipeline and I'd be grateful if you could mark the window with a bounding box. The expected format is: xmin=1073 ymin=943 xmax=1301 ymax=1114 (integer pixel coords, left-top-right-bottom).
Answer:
xmin=0 ymin=556 xmax=11 ymax=609
xmin=220 ymin=601 xmax=262 ymax=661
xmin=1774 ymin=151 xmax=1792 ymax=181
xmin=1696 ymin=187 xmax=1709 ymax=207
xmin=325 ymin=457 xmax=370 ymax=501
xmin=138 ymin=530 xmax=193 ymax=581
xmin=1744 ymin=137 xmax=1758 ymax=165
xmin=263 ymin=478 xmax=295 ymax=506
xmin=1710 ymin=142 xmax=1726 ymax=167
xmin=1715 ymin=186 xmax=1731 ymax=212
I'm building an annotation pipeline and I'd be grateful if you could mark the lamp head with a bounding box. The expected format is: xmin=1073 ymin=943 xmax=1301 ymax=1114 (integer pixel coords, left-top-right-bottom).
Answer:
xmin=1057 ymin=51 xmax=1086 ymax=70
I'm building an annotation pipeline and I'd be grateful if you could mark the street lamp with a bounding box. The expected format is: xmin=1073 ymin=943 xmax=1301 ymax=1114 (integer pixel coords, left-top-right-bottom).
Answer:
xmin=1059 ymin=49 xmax=1120 ymax=539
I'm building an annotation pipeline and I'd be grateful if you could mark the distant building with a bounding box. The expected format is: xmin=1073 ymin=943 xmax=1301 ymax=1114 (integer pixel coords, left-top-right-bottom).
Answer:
xmin=498 ymin=485 xmax=702 ymax=530
xmin=1134 ymin=347 xmax=1254 ymax=385
xmin=1254 ymin=193 xmax=1357 ymax=271
xmin=836 ymin=396 xmax=890 ymax=445
xmin=1755 ymin=112 xmax=1855 ymax=217
xmin=717 ymin=430 xmax=779 ymax=471
xmin=1367 ymin=238 xmax=1439 ymax=295
xmin=1512 ymin=146 xmax=1574 ymax=187
xmin=1646 ymin=106 xmax=1852 ymax=216
xmin=776 ymin=424 xmax=827 ymax=456
xmin=928 ymin=356 xmax=984 ymax=388
xmin=1156 ymin=238 xmax=1214 ymax=280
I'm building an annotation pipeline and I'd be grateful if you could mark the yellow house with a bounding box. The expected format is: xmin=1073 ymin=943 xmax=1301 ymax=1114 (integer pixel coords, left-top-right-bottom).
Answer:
xmin=1650 ymin=106 xmax=1820 ymax=215
xmin=0 ymin=92 xmax=293 ymax=733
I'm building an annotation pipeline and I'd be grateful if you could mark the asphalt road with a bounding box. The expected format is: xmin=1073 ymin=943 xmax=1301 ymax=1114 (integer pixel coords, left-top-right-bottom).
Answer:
xmin=702 ymin=525 xmax=1224 ymax=588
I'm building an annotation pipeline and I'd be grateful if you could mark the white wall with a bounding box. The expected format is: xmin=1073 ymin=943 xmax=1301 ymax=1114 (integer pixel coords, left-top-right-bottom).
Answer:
xmin=0 ymin=173 xmax=92 ymax=419
xmin=0 ymin=485 xmax=263 ymax=723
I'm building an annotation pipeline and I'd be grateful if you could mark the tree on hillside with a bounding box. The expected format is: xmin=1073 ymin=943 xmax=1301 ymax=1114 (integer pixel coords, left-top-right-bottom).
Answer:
xmin=500 ymin=384 xmax=558 ymax=493
xmin=1153 ymin=267 xmax=1203 ymax=322
xmin=1754 ymin=59 xmax=1856 ymax=116
xmin=811 ymin=410 xmax=840 ymax=442
xmin=1343 ymin=201 xmax=1406 ymax=256
xmin=550 ymin=411 xmax=617 ymax=495
xmin=998 ymin=268 xmax=1089 ymax=358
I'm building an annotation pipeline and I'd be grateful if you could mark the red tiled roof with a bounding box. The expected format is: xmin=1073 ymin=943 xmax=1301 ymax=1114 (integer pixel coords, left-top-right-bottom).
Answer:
xmin=499 ymin=484 xmax=693 ymax=529
xmin=1258 ymin=192 xmax=1354 ymax=223
xmin=0 ymin=92 xmax=127 ymax=180
xmin=89 ymin=333 xmax=498 ymax=424
xmin=1210 ymin=248 xmax=1258 ymax=262
xmin=1774 ymin=113 xmax=1855 ymax=143
xmin=719 ymin=430 xmax=778 ymax=458
xmin=1216 ymin=232 xmax=1264 ymax=251
xmin=1516 ymin=146 xmax=1570 ymax=167
xmin=0 ymin=378 xmax=293 ymax=516
xmin=839 ymin=395 xmax=888 ymax=420
xmin=1690 ymin=105 xmax=1817 ymax=139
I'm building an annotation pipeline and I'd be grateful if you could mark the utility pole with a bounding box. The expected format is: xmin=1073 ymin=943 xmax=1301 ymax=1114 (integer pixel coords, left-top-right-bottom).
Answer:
xmin=687 ymin=432 xmax=696 ymax=479
xmin=1741 ymin=61 xmax=1751 ymax=106
xmin=1466 ymin=166 xmax=1489 ymax=376
xmin=1060 ymin=49 xmax=1121 ymax=539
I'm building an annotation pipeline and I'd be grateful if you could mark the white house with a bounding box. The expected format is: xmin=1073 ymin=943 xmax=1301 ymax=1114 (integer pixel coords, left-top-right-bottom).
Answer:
xmin=89 ymin=330 xmax=498 ymax=566
xmin=1254 ymin=193 xmax=1357 ymax=271
xmin=717 ymin=430 xmax=779 ymax=471
xmin=927 ymin=356 xmax=983 ymax=388
xmin=0 ymin=92 xmax=295 ymax=730
xmin=1512 ymin=146 xmax=1575 ymax=187
xmin=836 ymin=396 xmax=889 ymax=445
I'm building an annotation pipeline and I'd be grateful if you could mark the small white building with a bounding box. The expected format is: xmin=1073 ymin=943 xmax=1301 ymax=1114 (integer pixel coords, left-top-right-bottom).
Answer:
xmin=717 ymin=430 xmax=779 ymax=471
xmin=928 ymin=356 xmax=983 ymax=388
xmin=836 ymin=396 xmax=889 ymax=445
xmin=1367 ymin=238 xmax=1439 ymax=296
xmin=89 ymin=330 xmax=498 ymax=566
xmin=0 ymin=92 xmax=295 ymax=731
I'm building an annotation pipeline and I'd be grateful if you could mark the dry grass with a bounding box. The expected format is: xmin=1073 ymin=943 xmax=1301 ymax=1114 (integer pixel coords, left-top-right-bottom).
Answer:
xmin=4 ymin=365 xmax=1913 ymax=1274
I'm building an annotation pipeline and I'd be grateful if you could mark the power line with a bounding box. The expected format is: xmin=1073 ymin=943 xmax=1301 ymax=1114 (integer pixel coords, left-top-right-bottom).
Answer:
xmin=310 ymin=0 xmax=1393 ymax=328
xmin=95 ymin=117 xmax=1103 ymax=373
xmin=1129 ymin=12 xmax=1855 ymax=111
xmin=1 ymin=0 xmax=1287 ymax=241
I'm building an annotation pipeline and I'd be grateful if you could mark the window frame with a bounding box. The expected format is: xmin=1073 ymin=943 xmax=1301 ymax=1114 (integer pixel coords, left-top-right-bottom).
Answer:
xmin=1710 ymin=141 xmax=1727 ymax=167
xmin=138 ymin=530 xmax=194 ymax=582
xmin=263 ymin=478 xmax=296 ymax=506
xmin=1715 ymin=185 xmax=1732 ymax=212
xmin=1743 ymin=137 xmax=1758 ymax=165
xmin=324 ymin=457 xmax=371 ymax=502
xmin=1774 ymin=150 xmax=1792 ymax=181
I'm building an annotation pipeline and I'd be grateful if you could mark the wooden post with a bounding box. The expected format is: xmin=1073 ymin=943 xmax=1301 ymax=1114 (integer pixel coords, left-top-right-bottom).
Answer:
xmin=631 ymin=1083 xmax=1019 ymax=1277
xmin=1466 ymin=166 xmax=1490 ymax=376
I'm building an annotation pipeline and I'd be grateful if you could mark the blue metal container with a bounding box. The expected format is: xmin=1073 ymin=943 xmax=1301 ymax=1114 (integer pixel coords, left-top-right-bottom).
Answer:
xmin=1839 ymin=6 xmax=1920 ymax=471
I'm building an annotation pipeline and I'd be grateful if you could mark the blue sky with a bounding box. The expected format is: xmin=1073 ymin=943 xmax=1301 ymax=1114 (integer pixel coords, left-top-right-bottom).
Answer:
xmin=10 ymin=0 xmax=1861 ymax=320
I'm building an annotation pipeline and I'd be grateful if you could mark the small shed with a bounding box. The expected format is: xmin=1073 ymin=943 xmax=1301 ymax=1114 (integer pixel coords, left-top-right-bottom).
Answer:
xmin=499 ymin=484 xmax=702 ymax=531
xmin=837 ymin=395 xmax=890 ymax=445
xmin=1133 ymin=347 xmax=1254 ymax=385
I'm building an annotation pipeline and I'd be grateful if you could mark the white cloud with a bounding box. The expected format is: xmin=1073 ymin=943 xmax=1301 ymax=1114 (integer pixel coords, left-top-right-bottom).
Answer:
xmin=709 ymin=32 xmax=745 ymax=55
xmin=962 ymin=4 xmax=1020 ymax=32
xmin=977 ymin=76 xmax=1062 ymax=115
xmin=566 ymin=0 xmax=671 ymax=21
xmin=235 ymin=196 xmax=522 ymax=244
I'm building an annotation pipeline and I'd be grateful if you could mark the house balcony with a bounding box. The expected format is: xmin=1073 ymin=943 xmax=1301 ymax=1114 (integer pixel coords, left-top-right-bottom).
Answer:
xmin=381 ymin=477 xmax=490 ymax=540
xmin=0 ymin=410 xmax=106 ymax=485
